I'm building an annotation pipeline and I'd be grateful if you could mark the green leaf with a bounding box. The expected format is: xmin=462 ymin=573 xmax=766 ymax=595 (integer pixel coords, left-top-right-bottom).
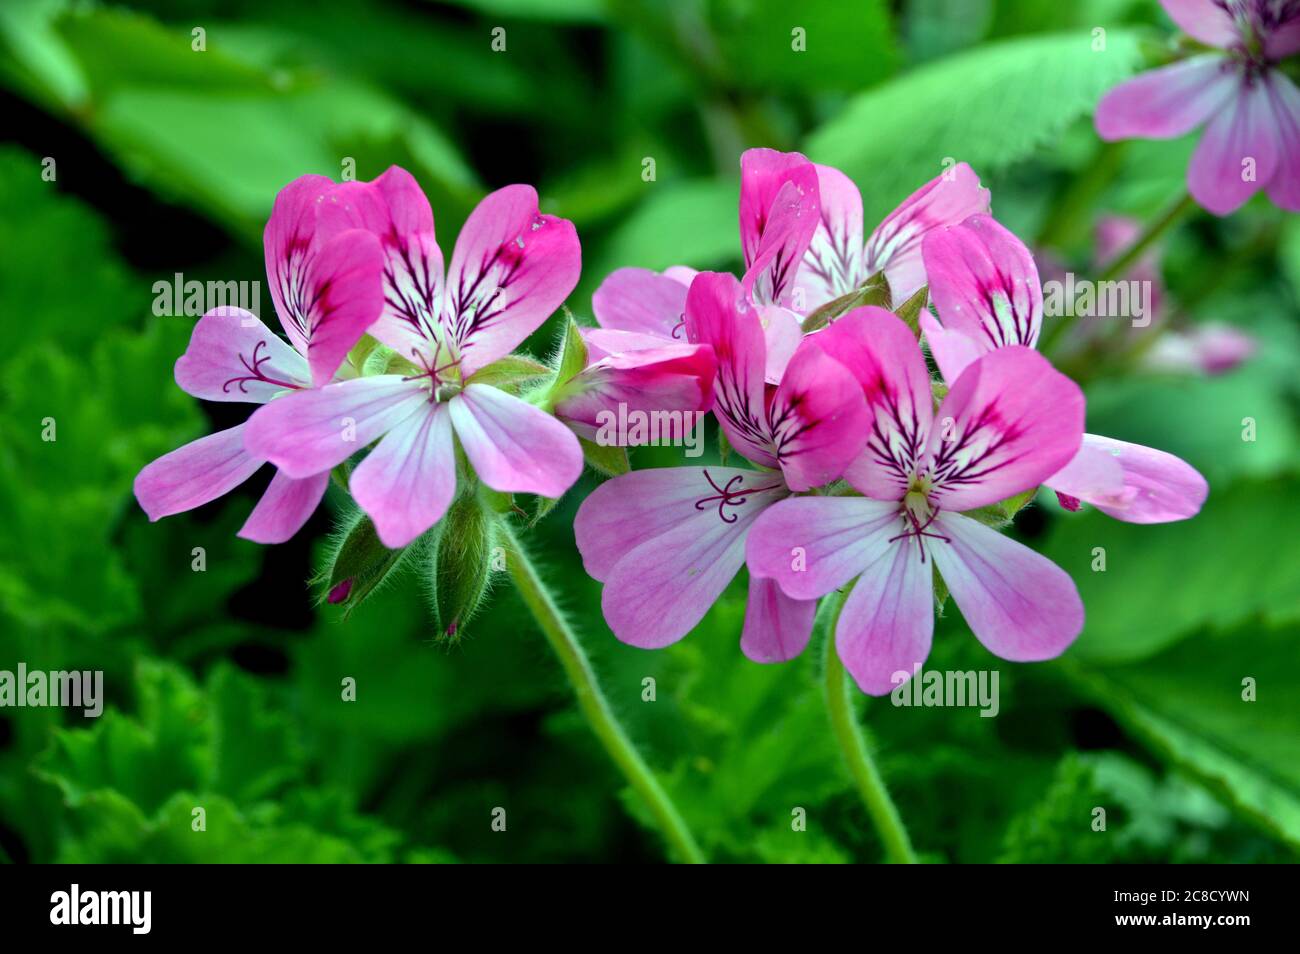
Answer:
xmin=806 ymin=31 xmax=1143 ymax=225
xmin=553 ymin=314 xmax=590 ymax=385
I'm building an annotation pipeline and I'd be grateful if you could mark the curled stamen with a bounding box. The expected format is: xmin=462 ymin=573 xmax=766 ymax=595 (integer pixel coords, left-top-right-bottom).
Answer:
xmin=694 ymin=469 xmax=779 ymax=523
xmin=670 ymin=312 xmax=686 ymax=340
xmin=223 ymin=339 xmax=301 ymax=394
xmin=887 ymin=503 xmax=951 ymax=563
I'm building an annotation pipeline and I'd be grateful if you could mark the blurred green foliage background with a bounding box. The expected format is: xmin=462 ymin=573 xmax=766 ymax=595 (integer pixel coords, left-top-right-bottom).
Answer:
xmin=0 ymin=0 xmax=1297 ymax=863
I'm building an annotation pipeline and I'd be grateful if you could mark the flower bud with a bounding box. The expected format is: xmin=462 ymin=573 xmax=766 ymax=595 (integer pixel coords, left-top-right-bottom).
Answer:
xmin=318 ymin=507 xmax=410 ymax=618
xmin=425 ymin=493 xmax=498 ymax=640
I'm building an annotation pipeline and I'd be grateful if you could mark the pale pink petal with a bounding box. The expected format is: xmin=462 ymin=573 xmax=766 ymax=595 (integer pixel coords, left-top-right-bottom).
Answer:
xmin=1264 ymin=73 xmax=1300 ymax=212
xmin=448 ymin=383 xmax=582 ymax=497
xmin=835 ymin=538 xmax=934 ymax=696
xmin=923 ymin=213 xmax=1042 ymax=350
xmin=581 ymin=327 xmax=673 ymax=362
xmin=931 ymin=512 xmax=1083 ymax=662
xmin=738 ymin=149 xmax=821 ymax=307
xmin=133 ymin=423 xmax=263 ymax=521
xmin=926 ymin=347 xmax=1084 ymax=511
xmin=758 ymin=305 xmax=802 ymax=383
xmin=1140 ymin=323 xmax=1256 ymax=374
xmin=1046 ymin=434 xmax=1207 ymax=524
xmin=591 ymin=267 xmax=687 ymax=340
xmin=1097 ymin=55 xmax=1238 ymax=143
xmin=683 ymin=272 xmax=778 ymax=467
xmin=1264 ymin=12 xmax=1300 ymax=59
xmin=316 ymin=168 xmax=447 ymax=361
xmin=740 ymin=575 xmax=817 ymax=663
xmin=919 ymin=311 xmax=985 ymax=383
xmin=301 ymin=228 xmax=387 ymax=386
xmin=767 ymin=337 xmax=869 ymax=491
xmin=238 ymin=469 xmax=329 ymax=544
xmin=443 ymin=184 xmax=581 ymax=374
xmin=576 ymin=466 xmax=786 ymax=581
xmin=1189 ymin=73 xmax=1281 ymax=215
xmin=350 ymin=403 xmax=456 ymax=548
xmin=864 ymin=162 xmax=991 ymax=304
xmin=174 ymin=307 xmax=309 ymax=404
xmin=745 ymin=495 xmax=900 ymax=600
xmin=1159 ymin=0 xmax=1241 ymax=48
xmin=264 ymin=173 xmax=335 ymax=353
xmin=662 ymin=265 xmax=698 ymax=286
xmin=597 ymin=470 xmax=786 ymax=648
xmin=810 ymin=307 xmax=933 ymax=501
xmin=795 ymin=163 xmax=866 ymax=313
xmin=553 ymin=344 xmax=715 ymax=442
xmin=244 ymin=376 xmax=428 ymax=478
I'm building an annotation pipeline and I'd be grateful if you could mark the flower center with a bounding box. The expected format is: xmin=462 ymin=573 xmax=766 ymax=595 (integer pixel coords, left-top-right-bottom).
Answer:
xmin=889 ymin=487 xmax=950 ymax=563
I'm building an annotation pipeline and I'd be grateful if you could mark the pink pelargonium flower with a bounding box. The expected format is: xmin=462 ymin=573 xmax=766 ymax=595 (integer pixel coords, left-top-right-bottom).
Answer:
xmin=245 ymin=168 xmax=583 ymax=549
xmin=920 ymin=214 xmax=1209 ymax=524
xmin=795 ymin=159 xmax=991 ymax=313
xmin=586 ymin=148 xmax=823 ymax=384
xmin=1095 ymin=0 xmax=1300 ymax=215
xmin=133 ymin=175 xmax=385 ymax=543
xmin=573 ymin=271 xmax=869 ymax=661
xmin=551 ymin=343 xmax=716 ymax=443
xmin=747 ymin=308 xmax=1086 ymax=695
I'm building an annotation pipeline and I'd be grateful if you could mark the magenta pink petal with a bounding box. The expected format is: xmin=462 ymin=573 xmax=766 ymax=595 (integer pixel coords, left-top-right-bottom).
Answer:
xmin=443 ymin=184 xmax=581 ymax=375
xmin=350 ymin=403 xmax=457 ymax=548
xmin=301 ymin=228 xmax=386 ymax=386
xmin=1264 ymin=73 xmax=1300 ymax=212
xmin=931 ymin=512 xmax=1083 ymax=662
xmin=740 ymin=172 xmax=821 ymax=307
xmin=740 ymin=575 xmax=817 ymax=664
xmin=746 ymin=495 xmax=899 ymax=600
xmin=238 ymin=469 xmax=330 ymax=544
xmin=768 ymin=337 xmax=869 ymax=491
xmin=591 ymin=267 xmax=688 ymax=339
xmin=810 ymin=306 xmax=933 ymax=501
xmin=1188 ymin=73 xmax=1281 ymax=215
xmin=1159 ymin=0 xmax=1241 ymax=49
xmin=795 ymin=163 xmax=866 ymax=313
xmin=244 ymin=375 xmax=428 ymax=479
xmin=448 ymin=383 xmax=582 ymax=498
xmin=863 ymin=162 xmax=990 ymax=304
xmin=922 ymin=213 xmax=1042 ymax=350
xmin=174 ymin=307 xmax=310 ymax=404
xmin=1095 ymin=55 xmax=1238 ymax=141
xmin=264 ymin=173 xmax=335 ymax=354
xmin=926 ymin=346 xmax=1084 ymax=512
xmin=1046 ymin=434 xmax=1208 ymax=524
xmin=683 ymin=272 xmax=779 ymax=468
xmin=835 ymin=539 xmax=934 ymax=696
xmin=134 ymin=423 xmax=264 ymax=521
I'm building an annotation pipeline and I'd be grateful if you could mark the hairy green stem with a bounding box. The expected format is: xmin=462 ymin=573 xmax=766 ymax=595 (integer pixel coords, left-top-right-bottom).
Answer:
xmin=501 ymin=524 xmax=706 ymax=864
xmin=821 ymin=591 xmax=919 ymax=864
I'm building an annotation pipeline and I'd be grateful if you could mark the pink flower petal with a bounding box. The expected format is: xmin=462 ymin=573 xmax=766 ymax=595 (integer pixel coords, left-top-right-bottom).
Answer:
xmin=244 ymin=376 xmax=428 ymax=478
xmin=1095 ymin=55 xmax=1238 ymax=141
xmin=1264 ymin=13 xmax=1300 ymax=59
xmin=1045 ymin=434 xmax=1207 ymax=524
xmin=738 ymin=149 xmax=821 ymax=307
xmin=740 ymin=575 xmax=817 ymax=663
xmin=174 ymin=307 xmax=309 ymax=404
xmin=1189 ymin=72 xmax=1281 ymax=215
xmin=1264 ymin=73 xmax=1300 ymax=212
xmin=134 ymin=423 xmax=263 ymax=521
xmin=919 ymin=311 xmax=985 ymax=383
xmin=553 ymin=343 xmax=715 ymax=442
xmin=758 ymin=304 xmax=802 ymax=383
xmin=264 ymin=173 xmax=335 ymax=354
xmin=591 ymin=267 xmax=688 ymax=340
xmin=795 ymin=163 xmax=866 ymax=313
xmin=835 ymin=537 xmax=934 ymax=696
xmin=596 ymin=469 xmax=786 ymax=648
xmin=923 ymin=213 xmax=1042 ymax=351
xmin=301 ymin=228 xmax=387 ymax=386
xmin=746 ymin=495 xmax=899 ymax=600
xmin=443 ymin=184 xmax=581 ymax=374
xmin=238 ymin=469 xmax=329 ymax=544
xmin=581 ymin=327 xmax=673 ymax=362
xmin=1159 ymin=0 xmax=1241 ymax=49
xmin=810 ymin=307 xmax=933 ymax=501
xmin=317 ymin=168 xmax=447 ymax=362
xmin=768 ymin=337 xmax=870 ymax=491
xmin=448 ymin=383 xmax=582 ymax=498
xmin=576 ymin=465 xmax=785 ymax=581
xmin=926 ymin=347 xmax=1084 ymax=512
xmin=931 ymin=512 xmax=1082 ymax=662
xmin=350 ymin=403 xmax=457 ymax=548
xmin=683 ymin=272 xmax=779 ymax=468
xmin=864 ymin=162 xmax=990 ymax=304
